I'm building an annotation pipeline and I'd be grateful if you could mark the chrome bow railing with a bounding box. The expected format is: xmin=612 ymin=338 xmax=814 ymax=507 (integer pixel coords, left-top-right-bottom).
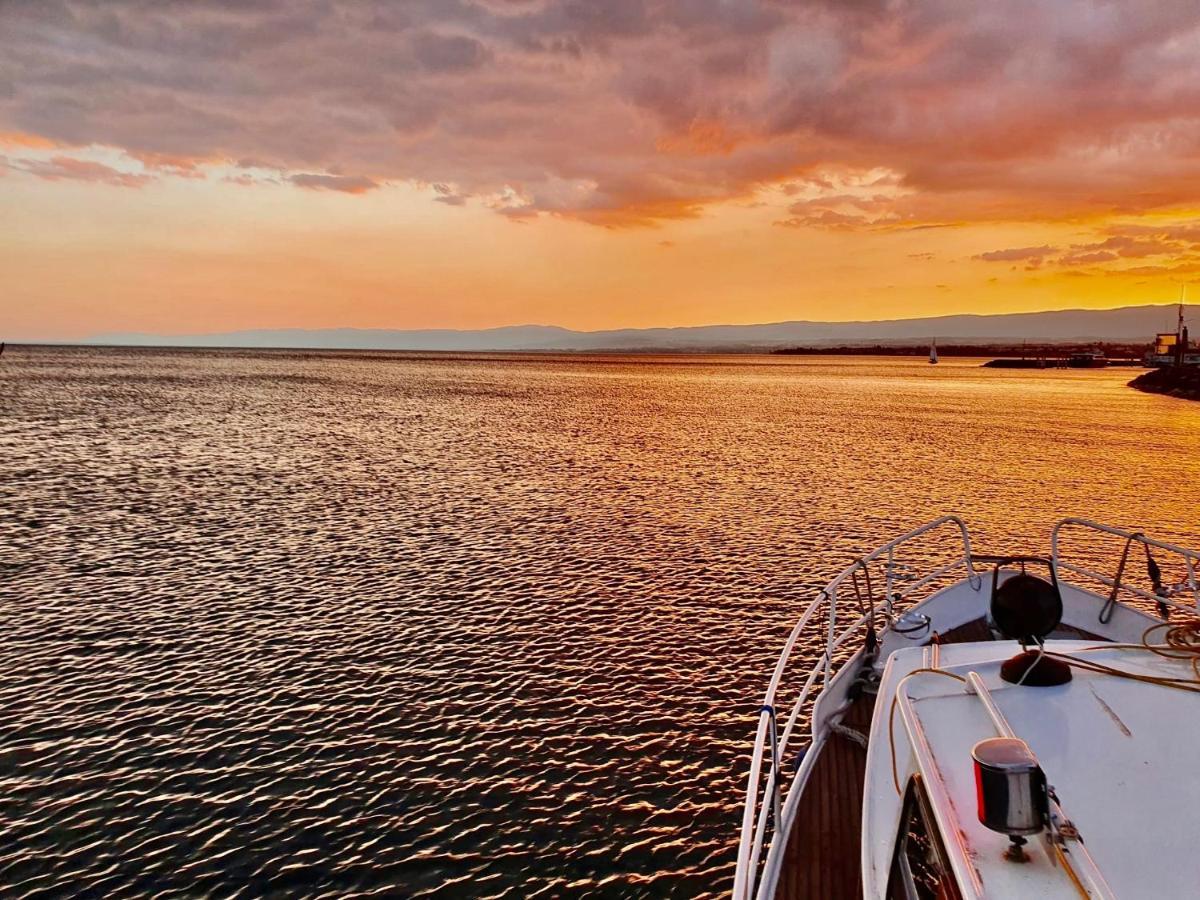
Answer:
xmin=734 ymin=516 xmax=1200 ymax=899
xmin=732 ymin=516 xmax=980 ymax=900
xmin=1052 ymin=518 xmax=1200 ymax=613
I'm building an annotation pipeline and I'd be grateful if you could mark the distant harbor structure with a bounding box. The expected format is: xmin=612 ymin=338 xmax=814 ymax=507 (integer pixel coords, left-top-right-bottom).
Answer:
xmin=983 ymin=345 xmax=1130 ymax=368
xmin=972 ymin=295 xmax=1200 ymax=371
xmin=1144 ymin=293 xmax=1198 ymax=367
xmin=984 ymin=356 xmax=1055 ymax=369
xmin=1131 ymin=292 xmax=1200 ymax=399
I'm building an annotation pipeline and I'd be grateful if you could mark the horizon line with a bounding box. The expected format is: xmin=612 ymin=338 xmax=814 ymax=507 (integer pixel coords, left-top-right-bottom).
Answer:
xmin=78 ymin=299 xmax=1195 ymax=342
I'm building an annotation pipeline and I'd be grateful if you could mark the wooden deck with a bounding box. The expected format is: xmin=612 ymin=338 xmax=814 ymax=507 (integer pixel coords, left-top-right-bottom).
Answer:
xmin=775 ymin=615 xmax=1105 ymax=899
xmin=775 ymin=689 xmax=875 ymax=900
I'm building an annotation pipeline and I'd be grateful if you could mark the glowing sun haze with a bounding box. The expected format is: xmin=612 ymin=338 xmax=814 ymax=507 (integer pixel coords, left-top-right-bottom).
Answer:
xmin=5 ymin=0 xmax=1200 ymax=340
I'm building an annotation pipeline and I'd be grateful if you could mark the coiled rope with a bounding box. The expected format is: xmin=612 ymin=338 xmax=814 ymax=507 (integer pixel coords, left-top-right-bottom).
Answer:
xmin=1140 ymin=619 xmax=1200 ymax=677
xmin=1063 ymin=618 xmax=1200 ymax=685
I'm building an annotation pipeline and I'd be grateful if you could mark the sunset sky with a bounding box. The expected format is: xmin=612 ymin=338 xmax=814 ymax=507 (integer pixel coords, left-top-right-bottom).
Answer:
xmin=5 ymin=0 xmax=1200 ymax=341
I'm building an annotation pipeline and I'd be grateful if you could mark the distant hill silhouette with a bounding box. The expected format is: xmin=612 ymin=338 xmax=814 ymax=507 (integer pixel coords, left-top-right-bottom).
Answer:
xmin=91 ymin=304 xmax=1196 ymax=352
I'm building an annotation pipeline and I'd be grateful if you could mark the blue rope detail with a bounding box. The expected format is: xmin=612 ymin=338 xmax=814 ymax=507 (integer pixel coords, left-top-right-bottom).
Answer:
xmin=793 ymin=744 xmax=809 ymax=771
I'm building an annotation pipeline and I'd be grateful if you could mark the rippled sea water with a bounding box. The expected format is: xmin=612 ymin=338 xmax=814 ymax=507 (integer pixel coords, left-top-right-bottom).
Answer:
xmin=2 ymin=346 xmax=1199 ymax=898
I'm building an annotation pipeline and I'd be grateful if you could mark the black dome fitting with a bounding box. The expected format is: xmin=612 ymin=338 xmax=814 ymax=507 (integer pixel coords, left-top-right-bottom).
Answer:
xmin=987 ymin=561 xmax=1072 ymax=686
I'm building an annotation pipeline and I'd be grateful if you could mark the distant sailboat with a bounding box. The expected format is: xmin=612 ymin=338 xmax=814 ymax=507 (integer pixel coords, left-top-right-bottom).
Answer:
xmin=929 ymin=339 xmax=938 ymax=364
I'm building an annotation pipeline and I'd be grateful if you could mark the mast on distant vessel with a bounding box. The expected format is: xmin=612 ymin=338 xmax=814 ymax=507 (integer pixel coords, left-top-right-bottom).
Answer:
xmin=1176 ymin=285 xmax=1188 ymax=367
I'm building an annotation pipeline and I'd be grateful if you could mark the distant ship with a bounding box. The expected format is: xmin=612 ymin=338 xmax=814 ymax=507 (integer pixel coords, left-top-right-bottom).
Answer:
xmin=928 ymin=339 xmax=938 ymax=364
xmin=1067 ymin=349 xmax=1107 ymax=368
xmin=733 ymin=516 xmax=1200 ymax=900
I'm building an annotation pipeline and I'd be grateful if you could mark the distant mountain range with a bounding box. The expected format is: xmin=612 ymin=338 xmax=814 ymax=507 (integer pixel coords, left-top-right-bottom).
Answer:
xmin=91 ymin=304 xmax=1195 ymax=352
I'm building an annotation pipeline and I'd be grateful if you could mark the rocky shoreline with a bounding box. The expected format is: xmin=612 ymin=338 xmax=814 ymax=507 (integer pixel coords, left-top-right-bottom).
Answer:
xmin=1129 ymin=366 xmax=1200 ymax=400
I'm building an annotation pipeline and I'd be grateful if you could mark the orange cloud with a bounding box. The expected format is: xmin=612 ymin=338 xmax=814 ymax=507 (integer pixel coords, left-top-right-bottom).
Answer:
xmin=127 ymin=150 xmax=207 ymax=179
xmin=286 ymin=172 xmax=379 ymax=194
xmin=655 ymin=119 xmax=748 ymax=157
xmin=0 ymin=131 xmax=59 ymax=149
xmin=975 ymin=245 xmax=1059 ymax=263
xmin=4 ymin=155 xmax=154 ymax=188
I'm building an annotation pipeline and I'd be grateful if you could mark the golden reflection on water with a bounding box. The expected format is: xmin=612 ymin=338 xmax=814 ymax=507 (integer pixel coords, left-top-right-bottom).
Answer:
xmin=0 ymin=347 xmax=1197 ymax=898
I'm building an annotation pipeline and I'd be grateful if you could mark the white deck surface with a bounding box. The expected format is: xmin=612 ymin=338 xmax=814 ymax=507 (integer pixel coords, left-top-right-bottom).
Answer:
xmin=865 ymin=641 xmax=1200 ymax=899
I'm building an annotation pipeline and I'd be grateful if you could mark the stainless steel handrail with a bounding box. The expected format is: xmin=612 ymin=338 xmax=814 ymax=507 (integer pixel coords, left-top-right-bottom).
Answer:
xmin=1051 ymin=518 xmax=1200 ymax=611
xmin=733 ymin=516 xmax=979 ymax=900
